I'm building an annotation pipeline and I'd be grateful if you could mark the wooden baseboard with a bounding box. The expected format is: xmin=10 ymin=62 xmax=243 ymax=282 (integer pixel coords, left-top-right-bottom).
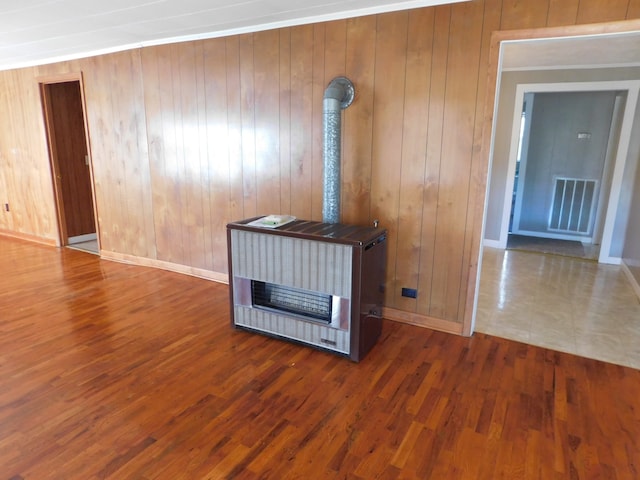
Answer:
xmin=0 ymin=230 xmax=469 ymax=336
xmin=101 ymin=250 xmax=465 ymax=336
xmin=382 ymin=307 xmax=465 ymax=336
xmin=0 ymin=229 xmax=58 ymax=246
xmin=100 ymin=250 xmax=229 ymax=284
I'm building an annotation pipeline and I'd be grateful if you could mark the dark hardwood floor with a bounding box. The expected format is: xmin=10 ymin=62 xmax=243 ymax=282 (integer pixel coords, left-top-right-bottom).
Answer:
xmin=1 ymin=236 xmax=639 ymax=479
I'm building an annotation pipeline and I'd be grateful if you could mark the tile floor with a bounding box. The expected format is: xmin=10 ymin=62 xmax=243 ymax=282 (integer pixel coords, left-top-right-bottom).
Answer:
xmin=67 ymin=239 xmax=99 ymax=255
xmin=475 ymin=247 xmax=640 ymax=369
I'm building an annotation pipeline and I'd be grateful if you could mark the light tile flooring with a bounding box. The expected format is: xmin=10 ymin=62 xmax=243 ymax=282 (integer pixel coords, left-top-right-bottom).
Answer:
xmin=67 ymin=239 xmax=99 ymax=255
xmin=476 ymin=247 xmax=640 ymax=369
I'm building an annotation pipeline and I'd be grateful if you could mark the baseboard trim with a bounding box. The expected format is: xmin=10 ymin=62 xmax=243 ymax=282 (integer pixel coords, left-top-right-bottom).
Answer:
xmin=622 ymin=261 xmax=640 ymax=302
xmin=100 ymin=251 xmax=229 ymax=284
xmin=0 ymin=229 xmax=58 ymax=246
xmin=383 ymin=307 xmax=465 ymax=336
xmin=482 ymin=239 xmax=503 ymax=249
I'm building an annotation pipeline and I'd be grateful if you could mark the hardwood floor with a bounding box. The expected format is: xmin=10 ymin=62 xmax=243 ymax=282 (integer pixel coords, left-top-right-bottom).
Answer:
xmin=1 ymin=236 xmax=639 ymax=479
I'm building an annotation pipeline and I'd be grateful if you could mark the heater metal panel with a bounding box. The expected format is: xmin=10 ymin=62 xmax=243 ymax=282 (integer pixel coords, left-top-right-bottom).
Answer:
xmin=230 ymin=229 xmax=352 ymax=298
xmin=234 ymin=306 xmax=350 ymax=354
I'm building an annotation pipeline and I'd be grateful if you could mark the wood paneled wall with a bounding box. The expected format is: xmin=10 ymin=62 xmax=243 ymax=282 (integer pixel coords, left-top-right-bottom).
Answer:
xmin=1 ymin=0 xmax=639 ymax=332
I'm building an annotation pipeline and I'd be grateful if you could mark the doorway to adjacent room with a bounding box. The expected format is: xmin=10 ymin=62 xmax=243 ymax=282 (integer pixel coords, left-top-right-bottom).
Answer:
xmin=41 ymin=75 xmax=99 ymax=254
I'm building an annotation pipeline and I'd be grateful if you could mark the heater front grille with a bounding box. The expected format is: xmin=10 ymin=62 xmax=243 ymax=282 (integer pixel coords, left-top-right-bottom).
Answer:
xmin=251 ymin=280 xmax=332 ymax=323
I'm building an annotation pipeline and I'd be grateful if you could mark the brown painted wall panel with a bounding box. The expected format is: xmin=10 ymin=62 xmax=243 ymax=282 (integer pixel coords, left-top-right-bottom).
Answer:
xmin=225 ymin=37 xmax=245 ymax=232
xmin=547 ymin=0 xmax=579 ymax=26
xmin=459 ymin=0 xmax=504 ymax=332
xmin=629 ymin=0 xmax=640 ymax=18
xmin=417 ymin=5 xmax=449 ymax=318
xmin=500 ymin=0 xmax=549 ymax=29
xmin=289 ymin=26 xmax=314 ymax=222
xmin=393 ymin=8 xmax=433 ymax=313
xmin=253 ymin=29 xmax=282 ymax=217
xmin=0 ymin=0 xmax=638 ymax=331
xmin=279 ymin=29 xmax=292 ymax=217
xmin=204 ymin=37 xmax=232 ymax=274
xmin=342 ymin=16 xmax=376 ymax=227
xmin=429 ymin=0 xmax=484 ymax=321
xmin=576 ymin=0 xmax=630 ymax=24
xmin=370 ymin=11 xmax=409 ymax=308
xmin=0 ymin=68 xmax=57 ymax=238
xmin=311 ymin=24 xmax=326 ymax=222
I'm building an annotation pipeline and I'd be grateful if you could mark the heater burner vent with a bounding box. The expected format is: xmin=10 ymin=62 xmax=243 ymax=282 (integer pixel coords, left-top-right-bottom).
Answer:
xmin=251 ymin=281 xmax=332 ymax=323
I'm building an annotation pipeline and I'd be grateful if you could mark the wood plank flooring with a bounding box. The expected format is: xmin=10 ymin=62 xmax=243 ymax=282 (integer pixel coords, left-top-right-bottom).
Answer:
xmin=1 ymin=236 xmax=639 ymax=479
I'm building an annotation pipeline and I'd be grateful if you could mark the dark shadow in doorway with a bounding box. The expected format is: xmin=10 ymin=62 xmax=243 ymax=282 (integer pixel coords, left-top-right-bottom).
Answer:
xmin=507 ymin=234 xmax=599 ymax=261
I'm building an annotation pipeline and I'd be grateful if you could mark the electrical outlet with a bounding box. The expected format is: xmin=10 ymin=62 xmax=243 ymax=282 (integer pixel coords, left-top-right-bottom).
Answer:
xmin=4 ymin=203 xmax=8 ymax=212
xmin=401 ymin=287 xmax=417 ymax=299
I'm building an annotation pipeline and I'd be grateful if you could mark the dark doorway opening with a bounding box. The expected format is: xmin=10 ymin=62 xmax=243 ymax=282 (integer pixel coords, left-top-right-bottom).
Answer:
xmin=41 ymin=78 xmax=98 ymax=253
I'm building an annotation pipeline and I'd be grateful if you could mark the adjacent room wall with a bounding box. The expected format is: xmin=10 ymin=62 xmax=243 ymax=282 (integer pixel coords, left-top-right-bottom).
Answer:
xmin=1 ymin=0 xmax=639 ymax=333
xmin=485 ymin=67 xmax=640 ymax=245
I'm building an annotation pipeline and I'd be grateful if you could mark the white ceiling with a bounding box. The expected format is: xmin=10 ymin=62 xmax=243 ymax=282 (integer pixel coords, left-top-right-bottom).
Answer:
xmin=0 ymin=0 xmax=467 ymax=71
xmin=502 ymin=32 xmax=640 ymax=71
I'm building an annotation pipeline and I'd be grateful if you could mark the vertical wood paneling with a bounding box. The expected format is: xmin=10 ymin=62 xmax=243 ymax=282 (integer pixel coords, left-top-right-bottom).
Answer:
xmin=0 ymin=74 xmax=14 ymax=232
xmin=279 ymin=29 xmax=292 ymax=215
xmin=429 ymin=0 xmax=484 ymax=321
xmin=110 ymin=51 xmax=154 ymax=258
xmin=194 ymin=41 xmax=214 ymax=272
xmin=576 ymin=0 xmax=630 ymax=23
xmin=253 ymin=30 xmax=281 ymax=216
xmin=169 ymin=44 xmax=190 ymax=264
xmin=128 ymin=51 xmax=157 ymax=260
xmin=141 ymin=45 xmax=184 ymax=263
xmin=81 ymin=54 xmax=119 ymax=252
xmin=6 ymin=68 xmax=58 ymax=238
xmin=225 ymin=37 xmax=245 ymax=226
xmin=239 ymin=34 xmax=257 ymax=218
xmin=417 ymin=5 xmax=449 ymax=317
xmin=324 ymin=20 xmax=347 ymax=91
xmin=343 ymin=16 xmax=376 ymax=226
xmin=547 ymin=0 xmax=579 ymax=26
xmin=0 ymin=73 xmax=16 ymax=233
xmin=289 ymin=26 xmax=314 ymax=221
xmin=81 ymin=51 xmax=155 ymax=258
xmin=460 ymin=0 xmax=504 ymax=332
xmin=0 ymin=98 xmax=8 ymax=228
xmin=90 ymin=49 xmax=159 ymax=259
xmin=177 ymin=42 xmax=207 ymax=269
xmin=370 ymin=11 xmax=408 ymax=307
xmin=628 ymin=0 xmax=640 ymax=18
xmin=204 ymin=37 xmax=231 ymax=274
xmin=394 ymin=8 xmax=433 ymax=312
xmin=311 ymin=24 xmax=326 ymax=221
xmin=1 ymin=0 xmax=639 ymax=334
xmin=500 ymin=0 xmax=549 ymax=29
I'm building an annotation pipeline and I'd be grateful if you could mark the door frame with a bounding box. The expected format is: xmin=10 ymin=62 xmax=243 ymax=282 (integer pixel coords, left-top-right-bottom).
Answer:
xmin=496 ymin=80 xmax=640 ymax=263
xmin=39 ymin=72 xmax=100 ymax=249
xmin=466 ymin=19 xmax=640 ymax=335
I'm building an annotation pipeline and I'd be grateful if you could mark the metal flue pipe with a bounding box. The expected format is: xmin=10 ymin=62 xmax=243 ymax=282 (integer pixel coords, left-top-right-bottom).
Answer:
xmin=322 ymin=76 xmax=355 ymax=224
